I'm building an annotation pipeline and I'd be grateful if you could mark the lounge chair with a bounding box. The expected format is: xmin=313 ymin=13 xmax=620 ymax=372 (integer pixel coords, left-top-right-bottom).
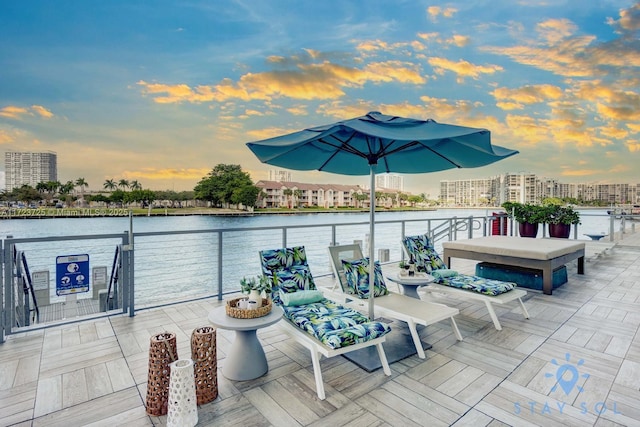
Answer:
xmin=326 ymin=244 xmax=463 ymax=358
xmin=259 ymin=246 xmax=391 ymax=400
xmin=402 ymin=234 xmax=530 ymax=331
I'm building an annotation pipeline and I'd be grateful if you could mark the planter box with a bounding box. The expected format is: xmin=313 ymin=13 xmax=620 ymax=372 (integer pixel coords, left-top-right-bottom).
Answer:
xmin=475 ymin=262 xmax=567 ymax=291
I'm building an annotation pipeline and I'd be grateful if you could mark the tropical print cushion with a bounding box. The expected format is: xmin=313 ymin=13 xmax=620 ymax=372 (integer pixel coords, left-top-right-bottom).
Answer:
xmin=436 ymin=274 xmax=517 ymax=296
xmin=258 ymin=246 xmax=391 ymax=349
xmin=402 ymin=235 xmax=446 ymax=273
xmin=259 ymin=246 xmax=316 ymax=304
xmin=281 ymin=299 xmax=391 ymax=349
xmin=341 ymin=258 xmax=389 ymax=299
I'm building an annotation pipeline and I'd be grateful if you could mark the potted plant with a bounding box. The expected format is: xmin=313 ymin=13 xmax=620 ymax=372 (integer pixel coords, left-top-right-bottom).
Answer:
xmin=240 ymin=275 xmax=271 ymax=307
xmin=544 ymin=204 xmax=580 ymax=238
xmin=502 ymin=202 xmax=545 ymax=238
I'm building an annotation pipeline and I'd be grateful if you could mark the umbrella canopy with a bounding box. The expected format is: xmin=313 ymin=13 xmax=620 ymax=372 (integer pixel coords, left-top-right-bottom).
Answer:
xmin=247 ymin=111 xmax=518 ymax=319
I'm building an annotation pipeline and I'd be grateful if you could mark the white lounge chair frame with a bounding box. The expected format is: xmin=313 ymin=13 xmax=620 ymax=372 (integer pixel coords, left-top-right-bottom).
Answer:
xmin=259 ymin=246 xmax=391 ymax=400
xmin=401 ymin=241 xmax=530 ymax=331
xmin=278 ymin=320 xmax=390 ymax=400
xmin=327 ymin=244 xmax=463 ymax=359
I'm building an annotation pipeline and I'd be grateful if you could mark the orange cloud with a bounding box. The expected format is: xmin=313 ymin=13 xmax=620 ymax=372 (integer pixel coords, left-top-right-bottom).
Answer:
xmin=0 ymin=106 xmax=30 ymax=119
xmin=31 ymin=105 xmax=54 ymax=118
xmin=0 ymin=129 xmax=15 ymax=144
xmin=122 ymin=168 xmax=210 ymax=181
xmin=492 ymin=84 xmax=563 ymax=110
xmin=627 ymin=140 xmax=640 ymax=152
xmin=427 ymin=6 xmax=457 ymax=21
xmin=140 ymin=58 xmax=426 ymax=104
xmin=428 ymin=57 xmax=503 ymax=82
xmin=449 ymin=35 xmax=470 ymax=47
xmin=0 ymin=105 xmax=54 ymax=119
xmin=536 ymin=18 xmax=577 ymax=44
xmin=560 ymin=169 xmax=601 ymax=177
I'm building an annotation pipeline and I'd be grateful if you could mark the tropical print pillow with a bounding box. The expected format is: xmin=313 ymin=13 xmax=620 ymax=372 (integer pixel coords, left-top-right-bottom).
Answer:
xmin=341 ymin=258 xmax=389 ymax=299
xmin=402 ymin=235 xmax=446 ymax=273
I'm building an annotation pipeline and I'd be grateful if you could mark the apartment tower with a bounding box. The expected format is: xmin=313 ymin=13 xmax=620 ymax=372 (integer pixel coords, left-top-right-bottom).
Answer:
xmin=5 ymin=151 xmax=58 ymax=192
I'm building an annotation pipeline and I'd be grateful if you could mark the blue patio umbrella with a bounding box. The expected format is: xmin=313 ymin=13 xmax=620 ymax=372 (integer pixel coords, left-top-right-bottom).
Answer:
xmin=247 ymin=111 xmax=518 ymax=319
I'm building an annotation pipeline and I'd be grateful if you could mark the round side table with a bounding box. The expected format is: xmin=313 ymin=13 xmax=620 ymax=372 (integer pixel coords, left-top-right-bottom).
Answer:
xmin=385 ymin=272 xmax=434 ymax=299
xmin=208 ymin=305 xmax=283 ymax=381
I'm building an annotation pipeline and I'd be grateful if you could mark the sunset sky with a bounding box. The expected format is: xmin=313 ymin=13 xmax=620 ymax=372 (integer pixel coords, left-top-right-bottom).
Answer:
xmin=1 ymin=1 xmax=639 ymax=196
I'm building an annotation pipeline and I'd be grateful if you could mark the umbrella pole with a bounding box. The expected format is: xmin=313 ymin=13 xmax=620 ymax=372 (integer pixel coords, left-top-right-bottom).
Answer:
xmin=368 ymin=164 xmax=376 ymax=320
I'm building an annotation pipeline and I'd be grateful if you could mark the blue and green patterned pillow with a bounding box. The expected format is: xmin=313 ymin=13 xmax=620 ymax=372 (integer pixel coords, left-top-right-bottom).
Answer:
xmin=272 ymin=264 xmax=316 ymax=304
xmin=341 ymin=258 xmax=389 ymax=299
xmin=403 ymin=235 xmax=447 ymax=273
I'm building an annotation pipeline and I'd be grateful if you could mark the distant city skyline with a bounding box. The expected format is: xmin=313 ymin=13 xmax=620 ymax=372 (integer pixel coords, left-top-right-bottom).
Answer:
xmin=1 ymin=1 xmax=638 ymax=197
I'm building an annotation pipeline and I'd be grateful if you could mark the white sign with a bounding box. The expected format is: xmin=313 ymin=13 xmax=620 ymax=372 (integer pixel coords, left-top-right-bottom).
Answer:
xmin=92 ymin=266 xmax=108 ymax=285
xmin=32 ymin=270 xmax=50 ymax=291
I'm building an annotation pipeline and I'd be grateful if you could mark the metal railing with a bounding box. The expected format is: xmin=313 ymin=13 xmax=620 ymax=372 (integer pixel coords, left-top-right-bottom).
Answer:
xmin=1 ymin=211 xmax=634 ymax=342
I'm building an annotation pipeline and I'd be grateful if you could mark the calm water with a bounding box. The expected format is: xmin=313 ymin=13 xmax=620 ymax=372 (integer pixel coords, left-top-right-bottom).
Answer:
xmin=2 ymin=209 xmax=617 ymax=306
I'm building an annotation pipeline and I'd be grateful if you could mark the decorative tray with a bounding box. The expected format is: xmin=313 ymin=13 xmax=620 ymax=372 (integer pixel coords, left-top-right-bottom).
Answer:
xmin=395 ymin=272 xmax=433 ymax=282
xmin=225 ymin=297 xmax=272 ymax=319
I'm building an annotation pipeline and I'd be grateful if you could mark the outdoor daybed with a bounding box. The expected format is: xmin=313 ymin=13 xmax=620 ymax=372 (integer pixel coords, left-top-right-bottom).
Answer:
xmin=441 ymin=235 xmax=585 ymax=295
xmin=259 ymin=246 xmax=391 ymax=400
xmin=403 ymin=235 xmax=530 ymax=331
xmin=325 ymin=244 xmax=463 ymax=359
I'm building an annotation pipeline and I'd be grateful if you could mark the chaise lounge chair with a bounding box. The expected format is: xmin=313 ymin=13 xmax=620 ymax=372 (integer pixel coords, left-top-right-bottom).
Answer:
xmin=259 ymin=246 xmax=391 ymax=400
xmin=402 ymin=234 xmax=530 ymax=331
xmin=326 ymin=244 xmax=463 ymax=358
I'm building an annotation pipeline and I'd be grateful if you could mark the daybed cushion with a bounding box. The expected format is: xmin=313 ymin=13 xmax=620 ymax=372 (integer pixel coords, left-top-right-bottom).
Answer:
xmin=442 ymin=236 xmax=585 ymax=260
xmin=341 ymin=258 xmax=389 ymax=299
xmin=281 ymin=299 xmax=391 ymax=349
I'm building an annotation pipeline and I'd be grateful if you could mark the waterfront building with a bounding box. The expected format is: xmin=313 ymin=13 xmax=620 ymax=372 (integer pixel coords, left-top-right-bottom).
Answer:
xmin=440 ymin=173 xmax=639 ymax=206
xmin=268 ymin=169 xmax=292 ymax=182
xmin=4 ymin=151 xmax=57 ymax=192
xmin=255 ymin=180 xmax=369 ymax=208
xmin=376 ymin=173 xmax=404 ymax=191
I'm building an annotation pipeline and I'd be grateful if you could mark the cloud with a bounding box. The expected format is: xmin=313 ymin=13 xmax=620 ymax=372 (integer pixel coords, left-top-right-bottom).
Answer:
xmin=31 ymin=105 xmax=54 ymax=118
xmin=560 ymin=169 xmax=601 ymax=177
xmin=449 ymin=35 xmax=470 ymax=47
xmin=428 ymin=57 xmax=503 ymax=82
xmin=121 ymin=168 xmax=209 ymax=181
xmin=0 ymin=129 xmax=16 ymax=144
xmin=427 ymin=6 xmax=457 ymax=22
xmin=492 ymin=84 xmax=563 ymax=110
xmin=536 ymin=18 xmax=578 ymax=44
xmin=0 ymin=105 xmax=54 ymax=120
xmin=607 ymin=2 xmax=640 ymax=32
xmin=139 ymin=56 xmax=426 ymax=104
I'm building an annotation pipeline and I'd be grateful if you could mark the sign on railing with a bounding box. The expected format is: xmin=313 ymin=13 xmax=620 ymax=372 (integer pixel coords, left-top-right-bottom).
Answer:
xmin=56 ymin=254 xmax=90 ymax=295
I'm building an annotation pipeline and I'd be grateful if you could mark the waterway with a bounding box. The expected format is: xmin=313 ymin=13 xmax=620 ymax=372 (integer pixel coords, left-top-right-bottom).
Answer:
xmin=3 ymin=208 xmax=618 ymax=307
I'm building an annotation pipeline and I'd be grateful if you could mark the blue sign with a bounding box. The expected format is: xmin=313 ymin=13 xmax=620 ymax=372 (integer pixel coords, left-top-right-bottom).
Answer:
xmin=56 ymin=254 xmax=90 ymax=296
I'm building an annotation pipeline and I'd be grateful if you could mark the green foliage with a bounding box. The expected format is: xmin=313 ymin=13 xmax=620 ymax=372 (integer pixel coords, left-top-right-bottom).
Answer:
xmin=239 ymin=275 xmax=271 ymax=294
xmin=502 ymin=202 xmax=546 ymax=224
xmin=194 ymin=164 xmax=260 ymax=209
xmin=543 ymin=204 xmax=581 ymax=225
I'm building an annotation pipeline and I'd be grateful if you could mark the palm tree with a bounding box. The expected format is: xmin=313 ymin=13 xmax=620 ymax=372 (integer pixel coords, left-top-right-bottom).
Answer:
xmin=282 ymin=188 xmax=293 ymax=208
xmin=130 ymin=180 xmax=142 ymax=190
xmin=75 ymin=177 xmax=88 ymax=198
xmin=103 ymin=179 xmax=117 ymax=191
xmin=118 ymin=179 xmax=130 ymax=191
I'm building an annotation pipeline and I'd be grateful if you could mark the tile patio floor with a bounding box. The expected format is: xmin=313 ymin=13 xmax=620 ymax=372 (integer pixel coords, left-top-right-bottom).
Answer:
xmin=1 ymin=233 xmax=640 ymax=426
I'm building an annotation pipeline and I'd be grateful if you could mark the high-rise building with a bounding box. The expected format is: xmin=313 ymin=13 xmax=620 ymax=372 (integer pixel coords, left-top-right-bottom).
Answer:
xmin=376 ymin=174 xmax=404 ymax=191
xmin=268 ymin=169 xmax=292 ymax=182
xmin=4 ymin=151 xmax=57 ymax=192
